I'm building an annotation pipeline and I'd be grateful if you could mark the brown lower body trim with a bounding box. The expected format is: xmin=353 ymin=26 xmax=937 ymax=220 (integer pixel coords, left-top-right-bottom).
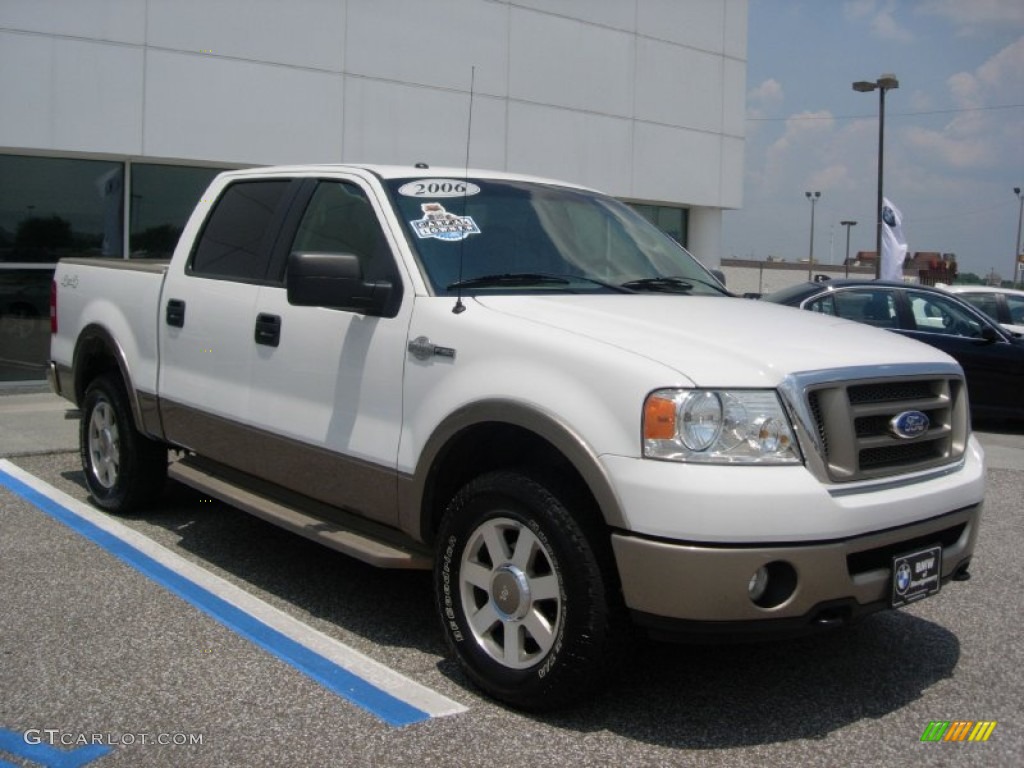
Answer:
xmin=613 ymin=503 xmax=980 ymax=622
xmin=159 ymin=398 xmax=399 ymax=527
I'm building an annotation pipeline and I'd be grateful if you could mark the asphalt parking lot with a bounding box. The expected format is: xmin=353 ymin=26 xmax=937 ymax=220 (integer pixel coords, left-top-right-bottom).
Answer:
xmin=1 ymin=390 xmax=1022 ymax=767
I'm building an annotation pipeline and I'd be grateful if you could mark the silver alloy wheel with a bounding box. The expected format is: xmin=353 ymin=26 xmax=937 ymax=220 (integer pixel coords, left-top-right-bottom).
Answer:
xmin=460 ymin=516 xmax=563 ymax=670
xmin=87 ymin=400 xmax=120 ymax=489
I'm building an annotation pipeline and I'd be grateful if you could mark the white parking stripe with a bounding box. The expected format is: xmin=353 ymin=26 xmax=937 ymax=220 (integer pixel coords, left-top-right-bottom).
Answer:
xmin=0 ymin=460 xmax=467 ymax=723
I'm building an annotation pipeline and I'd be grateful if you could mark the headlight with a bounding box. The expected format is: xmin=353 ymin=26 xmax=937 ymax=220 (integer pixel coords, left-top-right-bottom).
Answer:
xmin=643 ymin=389 xmax=801 ymax=464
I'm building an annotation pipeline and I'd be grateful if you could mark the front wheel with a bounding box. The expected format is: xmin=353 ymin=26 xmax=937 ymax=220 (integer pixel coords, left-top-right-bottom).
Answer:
xmin=434 ymin=470 xmax=624 ymax=710
xmin=80 ymin=374 xmax=167 ymax=514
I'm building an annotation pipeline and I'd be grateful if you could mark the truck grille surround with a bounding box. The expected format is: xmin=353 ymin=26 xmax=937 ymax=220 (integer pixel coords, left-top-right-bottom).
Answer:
xmin=783 ymin=365 xmax=969 ymax=484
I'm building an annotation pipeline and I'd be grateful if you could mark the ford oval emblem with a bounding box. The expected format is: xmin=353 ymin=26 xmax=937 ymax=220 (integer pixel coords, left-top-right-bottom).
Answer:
xmin=889 ymin=410 xmax=930 ymax=440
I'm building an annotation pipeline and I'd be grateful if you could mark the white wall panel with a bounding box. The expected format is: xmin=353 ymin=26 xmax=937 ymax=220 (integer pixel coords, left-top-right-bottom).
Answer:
xmin=509 ymin=8 xmax=634 ymax=118
xmin=723 ymin=57 xmax=745 ymax=137
xmin=720 ymin=135 xmax=744 ymax=208
xmin=632 ymin=123 xmax=720 ymax=205
xmin=143 ymin=51 xmax=344 ymax=165
xmin=1 ymin=0 xmax=747 ymax=216
xmin=512 ymin=0 xmax=637 ymax=31
xmin=342 ymin=78 xmax=507 ymax=170
xmin=637 ymin=0 xmax=724 ymax=52
xmin=724 ymin=0 xmax=748 ymax=60
xmin=0 ymin=0 xmax=144 ymax=43
xmin=507 ymin=102 xmax=632 ymax=195
xmin=146 ymin=0 xmax=346 ymax=72
xmin=0 ymin=32 xmax=143 ymax=154
xmin=636 ymin=38 xmax=722 ymax=133
xmin=345 ymin=0 xmax=508 ymax=95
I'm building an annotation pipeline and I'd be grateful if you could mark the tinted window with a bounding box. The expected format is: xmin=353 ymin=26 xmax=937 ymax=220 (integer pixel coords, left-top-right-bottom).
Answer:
xmin=190 ymin=181 xmax=290 ymax=281
xmin=0 ymin=154 xmax=123 ymax=263
xmin=130 ymin=164 xmax=227 ymax=259
xmin=629 ymin=203 xmax=688 ymax=245
xmin=908 ymin=291 xmax=986 ymax=338
xmin=958 ymin=293 xmax=1000 ymax=322
xmin=1004 ymin=295 xmax=1024 ymax=325
xmin=291 ymin=181 xmax=391 ymax=280
xmin=812 ymin=289 xmax=898 ymax=328
xmin=386 ymin=178 xmax=717 ymax=295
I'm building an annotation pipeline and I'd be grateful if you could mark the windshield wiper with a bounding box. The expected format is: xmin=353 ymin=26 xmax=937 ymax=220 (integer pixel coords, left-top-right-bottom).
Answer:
xmin=447 ymin=273 xmax=571 ymax=290
xmin=447 ymin=272 xmax=632 ymax=293
xmin=620 ymin=277 xmax=694 ymax=293
xmin=620 ymin=276 xmax=729 ymax=295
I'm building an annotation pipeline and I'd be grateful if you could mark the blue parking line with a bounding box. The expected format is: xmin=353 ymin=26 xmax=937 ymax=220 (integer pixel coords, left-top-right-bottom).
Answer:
xmin=0 ymin=729 xmax=110 ymax=768
xmin=0 ymin=469 xmax=430 ymax=728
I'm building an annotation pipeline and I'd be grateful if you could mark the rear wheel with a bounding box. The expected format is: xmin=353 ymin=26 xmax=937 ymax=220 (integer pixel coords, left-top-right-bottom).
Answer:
xmin=434 ymin=470 xmax=624 ymax=710
xmin=80 ymin=374 xmax=167 ymax=514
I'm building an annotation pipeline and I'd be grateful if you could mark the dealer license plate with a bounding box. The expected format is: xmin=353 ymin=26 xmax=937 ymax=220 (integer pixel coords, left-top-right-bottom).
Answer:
xmin=892 ymin=548 xmax=937 ymax=606
xmin=891 ymin=546 xmax=942 ymax=607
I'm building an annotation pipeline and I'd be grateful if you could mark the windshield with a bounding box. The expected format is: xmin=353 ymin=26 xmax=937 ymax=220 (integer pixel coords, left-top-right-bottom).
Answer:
xmin=384 ymin=177 xmax=725 ymax=296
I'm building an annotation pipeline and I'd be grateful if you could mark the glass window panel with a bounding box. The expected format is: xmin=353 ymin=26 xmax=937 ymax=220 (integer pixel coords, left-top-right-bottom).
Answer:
xmin=130 ymin=164 xmax=227 ymax=259
xmin=627 ymin=203 xmax=688 ymax=246
xmin=0 ymin=267 xmax=52 ymax=381
xmin=958 ymin=293 xmax=999 ymax=322
xmin=0 ymin=154 xmax=123 ymax=263
xmin=908 ymin=292 xmax=986 ymax=338
xmin=1002 ymin=295 xmax=1024 ymax=325
xmin=834 ymin=289 xmax=898 ymax=328
xmin=190 ymin=180 xmax=290 ymax=281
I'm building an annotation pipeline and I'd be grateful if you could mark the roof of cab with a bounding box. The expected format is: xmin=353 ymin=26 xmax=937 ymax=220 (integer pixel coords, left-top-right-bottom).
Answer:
xmin=215 ymin=163 xmax=593 ymax=190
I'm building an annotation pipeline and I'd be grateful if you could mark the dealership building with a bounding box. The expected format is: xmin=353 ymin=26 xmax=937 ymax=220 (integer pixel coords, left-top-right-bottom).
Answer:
xmin=0 ymin=0 xmax=748 ymax=382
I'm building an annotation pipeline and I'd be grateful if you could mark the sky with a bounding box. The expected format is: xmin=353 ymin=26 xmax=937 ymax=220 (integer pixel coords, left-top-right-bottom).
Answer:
xmin=721 ymin=0 xmax=1024 ymax=280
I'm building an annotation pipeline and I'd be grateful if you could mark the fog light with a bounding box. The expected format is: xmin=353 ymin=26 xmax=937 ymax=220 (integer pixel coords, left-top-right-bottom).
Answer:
xmin=748 ymin=567 xmax=769 ymax=602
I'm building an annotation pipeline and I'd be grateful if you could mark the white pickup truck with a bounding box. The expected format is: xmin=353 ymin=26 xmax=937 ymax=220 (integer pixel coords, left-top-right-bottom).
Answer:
xmin=49 ymin=164 xmax=984 ymax=709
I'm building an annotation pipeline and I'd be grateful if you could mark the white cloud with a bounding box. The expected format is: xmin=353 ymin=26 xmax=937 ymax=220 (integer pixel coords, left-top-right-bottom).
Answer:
xmin=842 ymin=0 xmax=914 ymax=41
xmin=917 ymin=0 xmax=1024 ymax=35
xmin=904 ymin=37 xmax=1024 ymax=170
xmin=872 ymin=7 xmax=914 ymax=41
xmin=748 ymin=78 xmax=784 ymax=109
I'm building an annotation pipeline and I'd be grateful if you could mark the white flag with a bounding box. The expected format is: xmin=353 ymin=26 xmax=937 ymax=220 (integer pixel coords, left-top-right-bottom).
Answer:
xmin=880 ymin=197 xmax=907 ymax=282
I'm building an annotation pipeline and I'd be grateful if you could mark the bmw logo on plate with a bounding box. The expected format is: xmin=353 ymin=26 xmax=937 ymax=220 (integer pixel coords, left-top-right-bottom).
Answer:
xmin=889 ymin=410 xmax=930 ymax=440
xmin=895 ymin=562 xmax=912 ymax=594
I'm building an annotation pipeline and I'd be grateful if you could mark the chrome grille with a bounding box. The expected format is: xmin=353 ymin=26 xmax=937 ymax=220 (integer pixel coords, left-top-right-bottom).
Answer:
xmin=786 ymin=368 xmax=969 ymax=483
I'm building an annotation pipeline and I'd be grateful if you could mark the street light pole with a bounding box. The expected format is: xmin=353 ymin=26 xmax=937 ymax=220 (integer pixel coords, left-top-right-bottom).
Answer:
xmin=853 ymin=74 xmax=899 ymax=279
xmin=1014 ymin=187 xmax=1023 ymax=288
xmin=806 ymin=190 xmax=820 ymax=281
xmin=841 ymin=220 xmax=857 ymax=278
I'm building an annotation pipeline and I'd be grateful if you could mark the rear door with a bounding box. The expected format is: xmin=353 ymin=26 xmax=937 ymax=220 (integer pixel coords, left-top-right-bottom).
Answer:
xmin=157 ymin=177 xmax=304 ymax=460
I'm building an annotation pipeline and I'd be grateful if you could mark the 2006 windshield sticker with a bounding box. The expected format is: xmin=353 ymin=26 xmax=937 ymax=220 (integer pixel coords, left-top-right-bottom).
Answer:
xmin=410 ymin=203 xmax=481 ymax=242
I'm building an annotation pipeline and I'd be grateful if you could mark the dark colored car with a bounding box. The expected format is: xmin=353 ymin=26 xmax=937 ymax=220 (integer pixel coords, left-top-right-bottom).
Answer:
xmin=764 ymin=279 xmax=1024 ymax=421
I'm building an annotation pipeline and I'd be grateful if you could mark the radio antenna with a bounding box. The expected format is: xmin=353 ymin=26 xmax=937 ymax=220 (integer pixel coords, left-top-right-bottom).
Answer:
xmin=453 ymin=65 xmax=475 ymax=315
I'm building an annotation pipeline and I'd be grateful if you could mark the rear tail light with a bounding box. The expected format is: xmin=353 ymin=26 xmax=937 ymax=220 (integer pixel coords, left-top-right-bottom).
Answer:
xmin=50 ymin=279 xmax=57 ymax=334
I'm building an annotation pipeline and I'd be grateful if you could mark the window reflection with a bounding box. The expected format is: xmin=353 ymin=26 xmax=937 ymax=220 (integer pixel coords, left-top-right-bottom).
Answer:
xmin=0 ymin=154 xmax=124 ymax=263
xmin=628 ymin=203 xmax=688 ymax=246
xmin=130 ymin=164 xmax=226 ymax=258
xmin=0 ymin=267 xmax=51 ymax=381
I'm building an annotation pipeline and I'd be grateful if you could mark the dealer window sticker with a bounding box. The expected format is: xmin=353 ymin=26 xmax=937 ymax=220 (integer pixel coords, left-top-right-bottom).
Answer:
xmin=398 ymin=179 xmax=480 ymax=198
xmin=410 ymin=203 xmax=481 ymax=242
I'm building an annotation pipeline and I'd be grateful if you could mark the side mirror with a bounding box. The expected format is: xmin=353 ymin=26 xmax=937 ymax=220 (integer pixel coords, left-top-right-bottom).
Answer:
xmin=287 ymin=252 xmax=395 ymax=317
xmin=979 ymin=324 xmax=1001 ymax=343
xmin=710 ymin=269 xmax=727 ymax=287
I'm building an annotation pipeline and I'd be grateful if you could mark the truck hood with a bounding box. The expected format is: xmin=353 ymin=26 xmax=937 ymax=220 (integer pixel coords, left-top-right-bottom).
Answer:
xmin=475 ymin=294 xmax=956 ymax=387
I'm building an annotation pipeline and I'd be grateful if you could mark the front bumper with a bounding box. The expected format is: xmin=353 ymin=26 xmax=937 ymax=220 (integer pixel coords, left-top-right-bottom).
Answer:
xmin=612 ymin=502 xmax=980 ymax=635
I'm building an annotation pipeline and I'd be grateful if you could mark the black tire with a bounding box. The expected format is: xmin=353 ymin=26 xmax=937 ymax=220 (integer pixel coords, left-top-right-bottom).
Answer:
xmin=434 ymin=470 xmax=625 ymax=710
xmin=80 ymin=373 xmax=167 ymax=514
